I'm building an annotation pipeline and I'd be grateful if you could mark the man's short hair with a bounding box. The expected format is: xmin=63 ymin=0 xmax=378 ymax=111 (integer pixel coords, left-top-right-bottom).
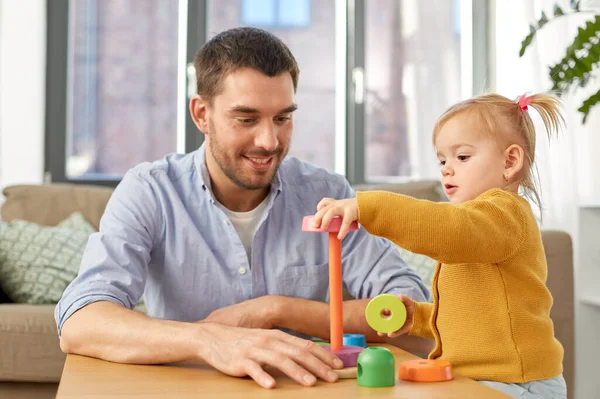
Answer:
xmin=193 ymin=27 xmax=300 ymax=104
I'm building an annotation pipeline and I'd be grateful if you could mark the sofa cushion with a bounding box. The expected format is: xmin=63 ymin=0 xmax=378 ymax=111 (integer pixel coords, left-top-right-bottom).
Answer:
xmin=1 ymin=184 xmax=113 ymax=230
xmin=395 ymin=246 xmax=436 ymax=294
xmin=0 ymin=382 xmax=58 ymax=399
xmin=541 ymin=230 xmax=574 ymax=399
xmin=0 ymin=213 xmax=95 ymax=304
xmin=0 ymin=286 xmax=12 ymax=304
xmin=0 ymin=222 xmax=13 ymax=303
xmin=0 ymin=304 xmax=65 ymax=382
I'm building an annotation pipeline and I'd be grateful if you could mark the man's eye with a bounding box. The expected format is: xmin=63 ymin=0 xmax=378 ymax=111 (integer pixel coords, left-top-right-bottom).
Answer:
xmin=238 ymin=118 xmax=256 ymax=124
xmin=457 ymin=155 xmax=470 ymax=161
xmin=275 ymin=116 xmax=292 ymax=123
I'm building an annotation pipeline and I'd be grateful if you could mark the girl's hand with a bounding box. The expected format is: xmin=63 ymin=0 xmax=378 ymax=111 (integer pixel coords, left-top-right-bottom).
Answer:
xmin=312 ymin=197 xmax=359 ymax=240
xmin=378 ymin=295 xmax=415 ymax=338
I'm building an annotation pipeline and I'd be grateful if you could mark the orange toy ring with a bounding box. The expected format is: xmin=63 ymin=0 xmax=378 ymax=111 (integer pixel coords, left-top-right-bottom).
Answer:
xmin=398 ymin=359 xmax=453 ymax=382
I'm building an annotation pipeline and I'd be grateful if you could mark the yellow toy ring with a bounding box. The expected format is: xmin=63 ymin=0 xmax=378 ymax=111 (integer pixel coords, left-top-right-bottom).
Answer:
xmin=365 ymin=294 xmax=407 ymax=334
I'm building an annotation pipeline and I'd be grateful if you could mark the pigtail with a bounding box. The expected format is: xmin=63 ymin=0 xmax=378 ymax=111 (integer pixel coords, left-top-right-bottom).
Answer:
xmin=517 ymin=93 xmax=565 ymax=218
xmin=523 ymin=94 xmax=565 ymax=141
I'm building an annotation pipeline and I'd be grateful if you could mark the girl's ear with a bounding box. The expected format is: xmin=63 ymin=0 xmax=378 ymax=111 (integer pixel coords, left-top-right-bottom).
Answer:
xmin=503 ymin=144 xmax=525 ymax=181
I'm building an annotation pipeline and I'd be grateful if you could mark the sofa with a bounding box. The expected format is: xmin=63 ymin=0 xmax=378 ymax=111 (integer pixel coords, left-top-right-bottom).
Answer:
xmin=0 ymin=181 xmax=575 ymax=399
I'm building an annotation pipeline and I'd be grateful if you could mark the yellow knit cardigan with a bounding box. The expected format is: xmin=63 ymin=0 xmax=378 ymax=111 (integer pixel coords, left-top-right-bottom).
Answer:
xmin=357 ymin=188 xmax=563 ymax=382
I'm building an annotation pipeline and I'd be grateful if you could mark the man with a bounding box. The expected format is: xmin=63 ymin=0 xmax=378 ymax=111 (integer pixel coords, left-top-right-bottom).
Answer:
xmin=56 ymin=27 xmax=429 ymax=389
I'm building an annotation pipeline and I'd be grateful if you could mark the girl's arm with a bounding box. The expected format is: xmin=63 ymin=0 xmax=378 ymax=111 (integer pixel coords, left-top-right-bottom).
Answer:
xmin=357 ymin=188 xmax=527 ymax=264
xmin=409 ymin=302 xmax=435 ymax=339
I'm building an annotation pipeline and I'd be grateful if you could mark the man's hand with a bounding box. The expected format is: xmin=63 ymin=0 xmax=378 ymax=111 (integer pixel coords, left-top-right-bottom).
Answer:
xmin=198 ymin=323 xmax=343 ymax=388
xmin=201 ymin=295 xmax=283 ymax=329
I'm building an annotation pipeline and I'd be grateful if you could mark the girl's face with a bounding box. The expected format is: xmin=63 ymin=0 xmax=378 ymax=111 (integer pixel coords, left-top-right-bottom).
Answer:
xmin=435 ymin=113 xmax=508 ymax=204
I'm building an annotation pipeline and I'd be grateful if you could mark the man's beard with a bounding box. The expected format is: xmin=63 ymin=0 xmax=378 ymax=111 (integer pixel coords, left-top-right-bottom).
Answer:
xmin=207 ymin=120 xmax=288 ymax=190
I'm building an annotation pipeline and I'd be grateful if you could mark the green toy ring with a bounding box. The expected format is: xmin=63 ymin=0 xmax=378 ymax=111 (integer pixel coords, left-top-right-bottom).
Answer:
xmin=365 ymin=294 xmax=407 ymax=334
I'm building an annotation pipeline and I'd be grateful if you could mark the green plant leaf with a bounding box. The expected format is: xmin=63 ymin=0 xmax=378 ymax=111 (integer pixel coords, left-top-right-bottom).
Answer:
xmin=578 ymin=89 xmax=600 ymax=123
xmin=554 ymin=4 xmax=564 ymax=16
xmin=520 ymin=33 xmax=535 ymax=57
xmin=589 ymin=41 xmax=600 ymax=57
xmin=520 ymin=4 xmax=599 ymax=122
xmin=519 ymin=5 xmax=582 ymax=57
xmin=539 ymin=11 xmax=549 ymax=27
xmin=548 ymin=15 xmax=600 ymax=92
xmin=580 ymin=74 xmax=592 ymax=88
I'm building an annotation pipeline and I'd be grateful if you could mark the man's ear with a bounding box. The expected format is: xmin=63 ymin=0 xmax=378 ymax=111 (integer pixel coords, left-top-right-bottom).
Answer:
xmin=189 ymin=95 xmax=209 ymax=135
xmin=503 ymin=144 xmax=525 ymax=180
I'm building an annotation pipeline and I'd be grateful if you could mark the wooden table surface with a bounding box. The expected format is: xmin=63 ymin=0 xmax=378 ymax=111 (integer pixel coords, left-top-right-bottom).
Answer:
xmin=56 ymin=344 xmax=509 ymax=398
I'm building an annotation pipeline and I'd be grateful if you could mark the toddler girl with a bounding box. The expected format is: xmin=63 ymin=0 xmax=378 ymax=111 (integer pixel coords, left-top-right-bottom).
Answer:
xmin=313 ymin=93 xmax=566 ymax=398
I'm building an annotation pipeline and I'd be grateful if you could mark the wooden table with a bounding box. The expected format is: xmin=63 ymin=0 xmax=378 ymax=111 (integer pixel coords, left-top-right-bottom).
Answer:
xmin=56 ymin=344 xmax=509 ymax=398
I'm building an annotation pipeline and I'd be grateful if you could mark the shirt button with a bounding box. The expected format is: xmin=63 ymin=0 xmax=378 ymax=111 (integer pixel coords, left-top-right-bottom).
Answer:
xmin=238 ymin=267 xmax=247 ymax=275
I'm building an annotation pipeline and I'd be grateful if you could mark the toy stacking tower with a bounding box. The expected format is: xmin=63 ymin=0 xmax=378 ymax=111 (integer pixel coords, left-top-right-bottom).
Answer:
xmin=302 ymin=216 xmax=363 ymax=366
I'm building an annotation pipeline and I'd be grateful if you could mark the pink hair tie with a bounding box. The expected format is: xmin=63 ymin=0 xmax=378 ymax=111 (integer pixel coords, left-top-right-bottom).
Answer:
xmin=518 ymin=94 xmax=531 ymax=112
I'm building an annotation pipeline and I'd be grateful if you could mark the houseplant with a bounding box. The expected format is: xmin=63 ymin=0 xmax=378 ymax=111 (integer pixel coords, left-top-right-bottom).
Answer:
xmin=519 ymin=0 xmax=600 ymax=123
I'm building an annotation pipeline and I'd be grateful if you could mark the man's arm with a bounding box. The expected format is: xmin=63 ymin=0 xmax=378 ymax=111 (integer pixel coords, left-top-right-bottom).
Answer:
xmin=60 ymin=301 xmax=344 ymax=388
xmin=275 ymin=297 xmax=434 ymax=354
xmin=55 ymin=170 xmax=158 ymax=335
xmin=274 ymin=297 xmax=434 ymax=355
xmin=60 ymin=302 xmax=201 ymax=364
xmin=203 ymin=295 xmax=434 ymax=356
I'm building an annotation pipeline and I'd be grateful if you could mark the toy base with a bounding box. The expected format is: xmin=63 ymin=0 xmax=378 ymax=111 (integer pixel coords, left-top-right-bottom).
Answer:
xmin=323 ymin=345 xmax=364 ymax=367
xmin=398 ymin=359 xmax=453 ymax=382
xmin=333 ymin=366 xmax=357 ymax=379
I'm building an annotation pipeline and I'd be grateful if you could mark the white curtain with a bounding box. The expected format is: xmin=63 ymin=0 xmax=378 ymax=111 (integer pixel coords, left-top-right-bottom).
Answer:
xmin=494 ymin=0 xmax=600 ymax=238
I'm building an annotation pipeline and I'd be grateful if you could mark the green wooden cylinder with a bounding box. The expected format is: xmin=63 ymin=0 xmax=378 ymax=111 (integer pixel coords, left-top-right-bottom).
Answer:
xmin=357 ymin=346 xmax=395 ymax=387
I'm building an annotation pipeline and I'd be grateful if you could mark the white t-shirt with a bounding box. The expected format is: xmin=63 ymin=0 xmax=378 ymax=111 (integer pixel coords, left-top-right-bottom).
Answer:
xmin=218 ymin=198 xmax=269 ymax=263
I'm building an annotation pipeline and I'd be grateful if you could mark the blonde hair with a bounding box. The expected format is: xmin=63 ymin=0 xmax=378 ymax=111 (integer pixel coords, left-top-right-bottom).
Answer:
xmin=432 ymin=93 xmax=565 ymax=213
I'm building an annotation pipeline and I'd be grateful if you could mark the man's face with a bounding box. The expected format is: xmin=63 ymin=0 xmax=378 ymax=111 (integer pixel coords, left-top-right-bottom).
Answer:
xmin=204 ymin=68 xmax=296 ymax=191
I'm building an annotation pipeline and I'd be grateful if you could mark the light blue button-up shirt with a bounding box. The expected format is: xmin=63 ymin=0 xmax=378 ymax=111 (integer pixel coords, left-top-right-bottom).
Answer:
xmin=55 ymin=146 xmax=429 ymax=333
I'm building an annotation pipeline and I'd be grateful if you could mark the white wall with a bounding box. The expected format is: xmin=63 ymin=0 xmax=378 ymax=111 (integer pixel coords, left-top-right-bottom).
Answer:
xmin=0 ymin=0 xmax=46 ymax=196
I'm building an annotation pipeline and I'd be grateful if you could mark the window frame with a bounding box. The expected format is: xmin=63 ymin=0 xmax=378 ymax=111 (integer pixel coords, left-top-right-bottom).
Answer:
xmin=45 ymin=0 xmax=206 ymax=186
xmin=45 ymin=0 xmax=488 ymax=187
xmin=241 ymin=0 xmax=312 ymax=29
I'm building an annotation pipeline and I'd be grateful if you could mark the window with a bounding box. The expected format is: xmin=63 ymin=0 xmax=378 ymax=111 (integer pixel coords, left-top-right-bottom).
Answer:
xmin=241 ymin=0 xmax=311 ymax=28
xmin=209 ymin=0 xmax=335 ymax=171
xmin=46 ymin=0 xmax=482 ymax=185
xmin=364 ymin=0 xmax=465 ymax=181
xmin=46 ymin=0 xmax=200 ymax=185
xmin=66 ymin=0 xmax=181 ymax=180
